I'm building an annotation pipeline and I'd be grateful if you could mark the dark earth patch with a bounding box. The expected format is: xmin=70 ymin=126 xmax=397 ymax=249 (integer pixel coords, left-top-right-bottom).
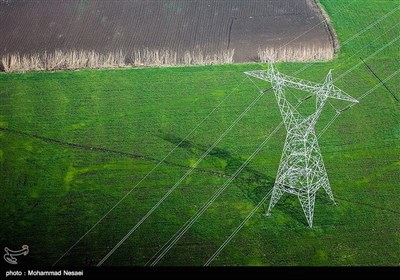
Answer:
xmin=0 ymin=0 xmax=334 ymax=63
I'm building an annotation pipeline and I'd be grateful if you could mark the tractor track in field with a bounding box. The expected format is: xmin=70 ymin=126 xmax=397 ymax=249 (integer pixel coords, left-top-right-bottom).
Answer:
xmin=336 ymin=195 xmax=400 ymax=215
xmin=1 ymin=126 xmax=276 ymax=201
xmin=360 ymin=57 xmax=399 ymax=102
xmin=0 ymin=126 xmax=228 ymax=179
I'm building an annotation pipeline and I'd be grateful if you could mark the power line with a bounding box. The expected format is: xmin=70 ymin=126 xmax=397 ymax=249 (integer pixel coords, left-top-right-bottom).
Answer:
xmin=147 ymin=29 xmax=400 ymax=265
xmin=96 ymin=81 xmax=266 ymax=266
xmin=52 ymin=75 xmax=251 ymax=266
xmin=93 ymin=12 xmax=343 ymax=266
xmin=55 ymin=3 xmax=400 ymax=266
xmin=203 ymin=69 xmax=400 ymax=266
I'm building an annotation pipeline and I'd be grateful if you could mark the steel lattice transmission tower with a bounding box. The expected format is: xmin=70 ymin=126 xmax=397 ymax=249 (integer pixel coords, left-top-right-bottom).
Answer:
xmin=245 ymin=64 xmax=358 ymax=227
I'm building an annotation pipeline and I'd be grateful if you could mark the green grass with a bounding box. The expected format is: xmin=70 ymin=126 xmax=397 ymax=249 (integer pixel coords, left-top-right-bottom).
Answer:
xmin=1 ymin=0 xmax=399 ymax=266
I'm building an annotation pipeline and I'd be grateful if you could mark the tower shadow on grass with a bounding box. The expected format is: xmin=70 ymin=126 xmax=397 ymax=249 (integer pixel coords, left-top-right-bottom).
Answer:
xmin=160 ymin=132 xmax=274 ymax=204
xmin=270 ymin=193 xmax=336 ymax=228
xmin=161 ymin=132 xmax=338 ymax=228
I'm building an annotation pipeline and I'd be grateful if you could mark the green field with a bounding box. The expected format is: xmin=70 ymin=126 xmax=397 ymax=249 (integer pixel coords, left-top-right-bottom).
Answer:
xmin=1 ymin=0 xmax=399 ymax=266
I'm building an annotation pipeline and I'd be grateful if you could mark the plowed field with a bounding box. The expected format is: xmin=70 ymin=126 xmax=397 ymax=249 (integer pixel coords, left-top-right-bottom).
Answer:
xmin=0 ymin=0 xmax=334 ymax=63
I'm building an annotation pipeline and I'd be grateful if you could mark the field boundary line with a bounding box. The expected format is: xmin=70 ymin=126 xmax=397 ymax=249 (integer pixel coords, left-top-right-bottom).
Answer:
xmin=360 ymin=57 xmax=399 ymax=102
xmin=355 ymin=67 xmax=400 ymax=104
xmin=0 ymin=127 xmax=230 ymax=178
xmin=336 ymin=35 xmax=400 ymax=81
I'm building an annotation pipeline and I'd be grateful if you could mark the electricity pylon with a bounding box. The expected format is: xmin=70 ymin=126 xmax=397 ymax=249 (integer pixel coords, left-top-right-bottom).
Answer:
xmin=245 ymin=64 xmax=358 ymax=227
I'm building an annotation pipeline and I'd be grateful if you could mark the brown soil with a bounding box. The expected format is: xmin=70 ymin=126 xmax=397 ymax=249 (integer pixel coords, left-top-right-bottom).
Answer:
xmin=0 ymin=0 xmax=334 ymax=64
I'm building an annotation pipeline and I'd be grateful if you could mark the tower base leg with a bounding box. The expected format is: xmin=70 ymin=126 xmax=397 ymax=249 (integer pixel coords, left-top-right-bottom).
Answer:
xmin=298 ymin=190 xmax=316 ymax=228
xmin=266 ymin=184 xmax=285 ymax=215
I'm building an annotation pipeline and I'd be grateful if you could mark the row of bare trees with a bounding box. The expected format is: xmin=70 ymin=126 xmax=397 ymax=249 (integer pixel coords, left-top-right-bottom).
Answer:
xmin=1 ymin=49 xmax=235 ymax=72
xmin=257 ymin=44 xmax=334 ymax=63
xmin=1 ymin=45 xmax=334 ymax=72
xmin=132 ymin=48 xmax=235 ymax=66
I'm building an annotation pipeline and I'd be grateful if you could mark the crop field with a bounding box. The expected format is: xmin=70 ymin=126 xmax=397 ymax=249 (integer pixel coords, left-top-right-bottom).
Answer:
xmin=0 ymin=0 xmax=400 ymax=267
xmin=0 ymin=0 xmax=333 ymax=68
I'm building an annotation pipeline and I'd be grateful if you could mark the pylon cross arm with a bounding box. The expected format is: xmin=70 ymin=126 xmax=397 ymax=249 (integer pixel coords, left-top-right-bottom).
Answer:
xmin=244 ymin=70 xmax=359 ymax=103
xmin=246 ymin=64 xmax=358 ymax=228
